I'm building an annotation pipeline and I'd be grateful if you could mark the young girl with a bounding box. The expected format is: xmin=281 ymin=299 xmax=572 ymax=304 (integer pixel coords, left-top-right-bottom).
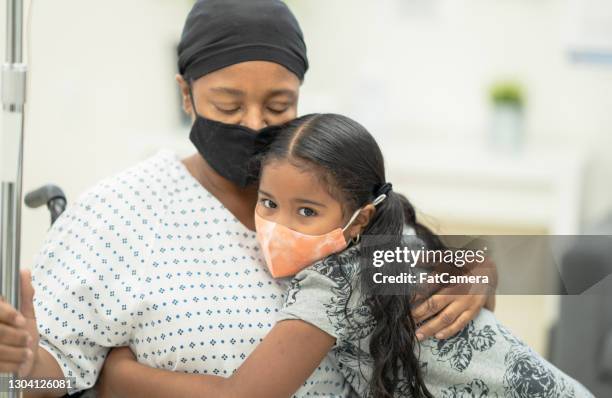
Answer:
xmin=100 ymin=114 xmax=593 ymax=398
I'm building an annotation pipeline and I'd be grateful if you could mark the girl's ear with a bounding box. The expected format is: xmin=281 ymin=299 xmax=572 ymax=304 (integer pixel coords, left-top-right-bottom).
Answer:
xmin=347 ymin=204 xmax=376 ymax=240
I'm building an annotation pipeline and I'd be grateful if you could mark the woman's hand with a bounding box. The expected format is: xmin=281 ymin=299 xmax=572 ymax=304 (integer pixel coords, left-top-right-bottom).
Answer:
xmin=96 ymin=347 xmax=137 ymax=398
xmin=0 ymin=270 xmax=39 ymax=376
xmin=411 ymin=256 xmax=497 ymax=341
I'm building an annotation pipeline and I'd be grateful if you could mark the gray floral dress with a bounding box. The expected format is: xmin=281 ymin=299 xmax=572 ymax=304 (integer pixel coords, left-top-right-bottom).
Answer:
xmin=277 ymin=245 xmax=594 ymax=398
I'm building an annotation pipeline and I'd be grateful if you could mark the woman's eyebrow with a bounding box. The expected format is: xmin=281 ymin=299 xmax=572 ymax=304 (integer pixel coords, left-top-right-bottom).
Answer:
xmin=210 ymin=87 xmax=244 ymax=96
xmin=268 ymin=89 xmax=297 ymax=99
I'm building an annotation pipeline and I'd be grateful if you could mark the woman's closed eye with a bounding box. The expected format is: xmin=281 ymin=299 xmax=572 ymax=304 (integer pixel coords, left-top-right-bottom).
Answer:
xmin=267 ymin=104 xmax=291 ymax=114
xmin=214 ymin=104 xmax=241 ymax=114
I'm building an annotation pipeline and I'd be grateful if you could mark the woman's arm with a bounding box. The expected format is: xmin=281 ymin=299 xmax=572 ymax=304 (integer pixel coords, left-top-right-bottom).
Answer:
xmin=99 ymin=319 xmax=335 ymax=398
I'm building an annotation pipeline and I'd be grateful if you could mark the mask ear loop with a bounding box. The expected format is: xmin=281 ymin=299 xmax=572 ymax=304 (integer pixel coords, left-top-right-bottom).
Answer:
xmin=372 ymin=193 xmax=387 ymax=206
xmin=342 ymin=208 xmax=362 ymax=244
xmin=342 ymin=208 xmax=362 ymax=232
xmin=186 ymin=81 xmax=201 ymax=118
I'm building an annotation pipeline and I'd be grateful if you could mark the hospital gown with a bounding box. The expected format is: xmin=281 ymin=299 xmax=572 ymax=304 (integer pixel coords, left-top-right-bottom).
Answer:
xmin=32 ymin=150 xmax=350 ymax=396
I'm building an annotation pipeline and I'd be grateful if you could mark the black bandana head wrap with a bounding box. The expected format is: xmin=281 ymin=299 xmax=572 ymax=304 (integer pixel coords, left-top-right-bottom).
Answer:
xmin=178 ymin=0 xmax=309 ymax=82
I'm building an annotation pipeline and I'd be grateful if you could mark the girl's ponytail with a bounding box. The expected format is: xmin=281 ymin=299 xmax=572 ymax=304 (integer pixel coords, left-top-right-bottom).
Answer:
xmin=361 ymin=187 xmax=437 ymax=398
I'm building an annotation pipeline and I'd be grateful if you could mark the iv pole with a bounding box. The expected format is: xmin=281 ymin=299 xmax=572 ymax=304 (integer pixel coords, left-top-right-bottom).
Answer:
xmin=1 ymin=0 xmax=26 ymax=396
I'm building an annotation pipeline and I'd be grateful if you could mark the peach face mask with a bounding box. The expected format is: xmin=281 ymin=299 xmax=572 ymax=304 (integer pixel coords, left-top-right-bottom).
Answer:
xmin=254 ymin=209 xmax=361 ymax=278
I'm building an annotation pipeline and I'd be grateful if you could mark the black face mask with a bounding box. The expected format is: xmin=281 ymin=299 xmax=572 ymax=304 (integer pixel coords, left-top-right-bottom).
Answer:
xmin=189 ymin=107 xmax=282 ymax=188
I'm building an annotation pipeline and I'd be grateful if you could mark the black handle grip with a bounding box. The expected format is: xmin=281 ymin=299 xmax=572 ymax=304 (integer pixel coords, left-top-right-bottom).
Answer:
xmin=25 ymin=184 xmax=66 ymax=208
xmin=25 ymin=184 xmax=67 ymax=225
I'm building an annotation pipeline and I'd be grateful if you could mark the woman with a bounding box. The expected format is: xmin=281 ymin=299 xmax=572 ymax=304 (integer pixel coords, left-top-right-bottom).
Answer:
xmin=0 ymin=1 xmax=493 ymax=396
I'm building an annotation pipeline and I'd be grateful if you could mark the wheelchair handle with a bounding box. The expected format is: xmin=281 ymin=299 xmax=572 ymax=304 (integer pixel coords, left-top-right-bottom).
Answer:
xmin=25 ymin=184 xmax=67 ymax=225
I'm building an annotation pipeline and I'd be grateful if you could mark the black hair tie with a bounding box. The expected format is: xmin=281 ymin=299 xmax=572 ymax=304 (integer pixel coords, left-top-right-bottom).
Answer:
xmin=372 ymin=182 xmax=392 ymax=206
xmin=376 ymin=182 xmax=393 ymax=197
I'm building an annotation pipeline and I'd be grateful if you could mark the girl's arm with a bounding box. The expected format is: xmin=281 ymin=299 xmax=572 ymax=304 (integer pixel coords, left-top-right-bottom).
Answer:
xmin=99 ymin=319 xmax=335 ymax=398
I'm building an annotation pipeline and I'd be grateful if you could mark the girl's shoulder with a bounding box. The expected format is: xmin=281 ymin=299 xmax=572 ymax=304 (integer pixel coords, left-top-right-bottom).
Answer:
xmin=279 ymin=244 xmax=369 ymax=341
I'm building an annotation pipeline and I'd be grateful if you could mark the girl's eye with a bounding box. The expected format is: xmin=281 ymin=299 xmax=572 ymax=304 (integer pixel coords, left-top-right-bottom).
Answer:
xmin=260 ymin=199 xmax=277 ymax=209
xmin=298 ymin=207 xmax=317 ymax=217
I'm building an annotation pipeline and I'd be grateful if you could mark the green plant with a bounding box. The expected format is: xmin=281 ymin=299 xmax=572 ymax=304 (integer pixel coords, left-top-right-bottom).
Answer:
xmin=490 ymin=81 xmax=524 ymax=106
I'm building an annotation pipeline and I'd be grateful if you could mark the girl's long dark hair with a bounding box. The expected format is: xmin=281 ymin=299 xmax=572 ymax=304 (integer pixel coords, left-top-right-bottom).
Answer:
xmin=259 ymin=113 xmax=443 ymax=398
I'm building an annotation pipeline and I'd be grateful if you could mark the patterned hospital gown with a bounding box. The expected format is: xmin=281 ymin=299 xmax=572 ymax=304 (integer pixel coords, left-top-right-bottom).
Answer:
xmin=278 ymin=245 xmax=595 ymax=398
xmin=32 ymin=150 xmax=351 ymax=396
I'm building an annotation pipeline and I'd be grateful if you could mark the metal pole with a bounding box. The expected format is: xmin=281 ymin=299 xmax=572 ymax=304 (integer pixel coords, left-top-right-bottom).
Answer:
xmin=1 ymin=0 xmax=26 ymax=396
xmin=5 ymin=0 xmax=23 ymax=63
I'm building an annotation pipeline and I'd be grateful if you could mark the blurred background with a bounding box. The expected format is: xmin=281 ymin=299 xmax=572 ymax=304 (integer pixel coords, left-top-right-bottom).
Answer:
xmin=1 ymin=0 xmax=611 ymax=393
